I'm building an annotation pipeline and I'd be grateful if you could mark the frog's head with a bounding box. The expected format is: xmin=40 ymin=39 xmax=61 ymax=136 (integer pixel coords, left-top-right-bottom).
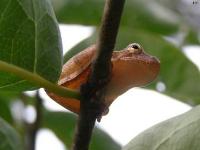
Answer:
xmin=111 ymin=43 xmax=160 ymax=89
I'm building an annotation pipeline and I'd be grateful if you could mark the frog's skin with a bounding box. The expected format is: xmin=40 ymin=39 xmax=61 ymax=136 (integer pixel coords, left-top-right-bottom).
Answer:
xmin=47 ymin=43 xmax=160 ymax=114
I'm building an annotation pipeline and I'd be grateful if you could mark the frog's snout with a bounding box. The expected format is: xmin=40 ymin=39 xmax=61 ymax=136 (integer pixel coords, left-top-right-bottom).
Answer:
xmin=151 ymin=56 xmax=160 ymax=64
xmin=149 ymin=56 xmax=160 ymax=81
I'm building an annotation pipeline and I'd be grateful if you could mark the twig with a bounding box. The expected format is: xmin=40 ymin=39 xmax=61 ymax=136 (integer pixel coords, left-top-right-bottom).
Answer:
xmin=25 ymin=91 xmax=42 ymax=150
xmin=72 ymin=0 xmax=125 ymax=150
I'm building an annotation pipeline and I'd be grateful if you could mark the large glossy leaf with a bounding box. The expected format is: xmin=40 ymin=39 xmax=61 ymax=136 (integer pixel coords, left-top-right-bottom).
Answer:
xmin=122 ymin=105 xmax=200 ymax=150
xmin=51 ymin=0 xmax=179 ymax=34
xmin=0 ymin=0 xmax=62 ymax=91
xmin=0 ymin=117 xmax=22 ymax=150
xmin=42 ymin=110 xmax=121 ymax=150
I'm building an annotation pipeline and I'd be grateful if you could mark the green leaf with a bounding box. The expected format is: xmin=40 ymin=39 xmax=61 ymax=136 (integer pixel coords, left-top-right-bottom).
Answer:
xmin=51 ymin=0 xmax=179 ymax=34
xmin=0 ymin=0 xmax=62 ymax=91
xmin=0 ymin=99 xmax=13 ymax=124
xmin=184 ymin=31 xmax=200 ymax=45
xmin=0 ymin=117 xmax=22 ymax=150
xmin=0 ymin=92 xmax=21 ymax=102
xmin=51 ymin=0 xmax=104 ymax=25
xmin=122 ymin=105 xmax=200 ymax=150
xmin=121 ymin=0 xmax=179 ymax=34
xmin=42 ymin=110 xmax=121 ymax=150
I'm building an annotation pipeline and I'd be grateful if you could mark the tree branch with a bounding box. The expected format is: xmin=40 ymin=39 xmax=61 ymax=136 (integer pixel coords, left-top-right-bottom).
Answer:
xmin=72 ymin=0 xmax=126 ymax=150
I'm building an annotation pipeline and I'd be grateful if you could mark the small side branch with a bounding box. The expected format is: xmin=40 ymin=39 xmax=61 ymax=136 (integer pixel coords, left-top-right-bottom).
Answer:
xmin=25 ymin=91 xmax=42 ymax=150
xmin=72 ymin=0 xmax=126 ymax=150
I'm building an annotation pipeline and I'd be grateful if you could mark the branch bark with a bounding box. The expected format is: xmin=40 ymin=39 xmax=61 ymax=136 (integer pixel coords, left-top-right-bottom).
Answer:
xmin=72 ymin=0 xmax=126 ymax=150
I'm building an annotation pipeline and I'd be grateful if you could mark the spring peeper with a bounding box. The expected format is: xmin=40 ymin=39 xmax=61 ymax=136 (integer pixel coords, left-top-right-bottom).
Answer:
xmin=47 ymin=43 xmax=160 ymax=114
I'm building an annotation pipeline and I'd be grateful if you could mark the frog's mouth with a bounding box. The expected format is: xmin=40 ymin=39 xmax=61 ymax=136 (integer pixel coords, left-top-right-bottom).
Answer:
xmin=116 ymin=51 xmax=160 ymax=85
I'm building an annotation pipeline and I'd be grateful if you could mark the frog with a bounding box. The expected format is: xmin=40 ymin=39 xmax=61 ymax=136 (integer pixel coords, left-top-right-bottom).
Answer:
xmin=47 ymin=43 xmax=160 ymax=115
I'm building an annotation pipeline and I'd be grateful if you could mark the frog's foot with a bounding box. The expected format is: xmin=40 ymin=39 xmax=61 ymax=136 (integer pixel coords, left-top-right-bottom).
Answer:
xmin=97 ymin=105 xmax=109 ymax=122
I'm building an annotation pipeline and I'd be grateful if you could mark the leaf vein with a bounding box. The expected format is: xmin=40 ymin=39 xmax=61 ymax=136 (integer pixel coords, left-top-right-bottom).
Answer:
xmin=0 ymin=0 xmax=12 ymax=25
xmin=0 ymin=80 xmax=26 ymax=89
xmin=153 ymin=116 xmax=200 ymax=150
xmin=33 ymin=22 xmax=38 ymax=73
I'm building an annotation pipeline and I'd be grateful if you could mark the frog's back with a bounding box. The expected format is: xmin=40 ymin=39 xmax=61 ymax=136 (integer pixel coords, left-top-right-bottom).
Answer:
xmin=59 ymin=45 xmax=96 ymax=85
xmin=47 ymin=45 xmax=96 ymax=114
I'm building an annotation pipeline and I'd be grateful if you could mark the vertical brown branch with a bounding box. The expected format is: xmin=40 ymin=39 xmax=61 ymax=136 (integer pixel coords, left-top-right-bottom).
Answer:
xmin=72 ymin=0 xmax=126 ymax=150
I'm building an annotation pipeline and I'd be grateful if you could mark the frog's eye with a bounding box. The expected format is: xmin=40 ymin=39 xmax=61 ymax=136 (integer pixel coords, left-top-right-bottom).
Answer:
xmin=127 ymin=43 xmax=143 ymax=54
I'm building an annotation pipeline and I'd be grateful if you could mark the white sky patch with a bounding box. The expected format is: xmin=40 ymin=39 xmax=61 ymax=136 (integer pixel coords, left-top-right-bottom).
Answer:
xmin=59 ymin=24 xmax=94 ymax=53
xmin=36 ymin=129 xmax=65 ymax=150
xmin=183 ymin=45 xmax=200 ymax=70
xmin=23 ymin=105 xmax=36 ymax=124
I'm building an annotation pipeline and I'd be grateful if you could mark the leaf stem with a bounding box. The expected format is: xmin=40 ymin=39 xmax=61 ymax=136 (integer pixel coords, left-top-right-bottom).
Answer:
xmin=0 ymin=60 xmax=81 ymax=100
